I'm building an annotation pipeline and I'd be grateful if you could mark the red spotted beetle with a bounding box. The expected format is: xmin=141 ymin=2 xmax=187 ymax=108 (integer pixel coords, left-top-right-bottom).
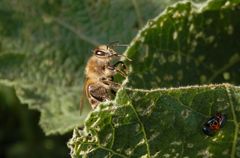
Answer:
xmin=202 ymin=113 xmax=226 ymax=136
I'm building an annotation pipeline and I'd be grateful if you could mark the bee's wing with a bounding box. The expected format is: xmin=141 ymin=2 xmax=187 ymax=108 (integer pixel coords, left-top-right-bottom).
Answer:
xmin=80 ymin=78 xmax=88 ymax=115
xmin=79 ymin=94 xmax=84 ymax=115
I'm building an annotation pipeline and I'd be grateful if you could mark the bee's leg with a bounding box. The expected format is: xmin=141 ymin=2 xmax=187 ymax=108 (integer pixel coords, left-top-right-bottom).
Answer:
xmin=107 ymin=61 xmax=128 ymax=77
xmin=106 ymin=67 xmax=126 ymax=77
xmin=88 ymin=83 xmax=111 ymax=109
xmin=100 ymin=77 xmax=121 ymax=90
xmin=113 ymin=61 xmax=128 ymax=76
xmin=88 ymin=97 xmax=100 ymax=109
xmin=111 ymin=89 xmax=117 ymax=96
xmin=113 ymin=61 xmax=127 ymax=69
xmin=99 ymin=78 xmax=119 ymax=100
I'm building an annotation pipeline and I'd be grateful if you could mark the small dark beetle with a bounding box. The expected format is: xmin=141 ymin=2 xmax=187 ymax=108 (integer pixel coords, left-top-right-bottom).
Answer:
xmin=202 ymin=113 xmax=227 ymax=136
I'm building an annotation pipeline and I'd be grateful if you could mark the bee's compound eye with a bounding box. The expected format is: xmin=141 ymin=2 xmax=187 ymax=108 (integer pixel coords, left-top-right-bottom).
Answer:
xmin=95 ymin=50 xmax=106 ymax=56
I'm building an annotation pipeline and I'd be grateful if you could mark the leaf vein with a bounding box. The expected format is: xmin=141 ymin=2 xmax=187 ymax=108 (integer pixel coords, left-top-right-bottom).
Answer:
xmin=126 ymin=93 xmax=151 ymax=157
xmin=225 ymin=86 xmax=238 ymax=158
xmin=98 ymin=146 xmax=127 ymax=158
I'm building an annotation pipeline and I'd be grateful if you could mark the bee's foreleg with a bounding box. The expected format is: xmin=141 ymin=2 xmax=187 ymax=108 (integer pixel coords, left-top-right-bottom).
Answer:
xmin=107 ymin=61 xmax=128 ymax=77
xmin=100 ymin=77 xmax=121 ymax=90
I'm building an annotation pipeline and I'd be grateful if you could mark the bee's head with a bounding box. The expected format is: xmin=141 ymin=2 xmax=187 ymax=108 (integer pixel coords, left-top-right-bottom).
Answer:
xmin=93 ymin=45 xmax=117 ymax=59
xmin=93 ymin=44 xmax=132 ymax=61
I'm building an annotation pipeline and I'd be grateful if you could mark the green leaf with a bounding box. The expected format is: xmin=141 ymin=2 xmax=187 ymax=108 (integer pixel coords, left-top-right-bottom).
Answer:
xmin=125 ymin=0 xmax=240 ymax=88
xmin=68 ymin=84 xmax=240 ymax=157
xmin=68 ymin=0 xmax=240 ymax=157
xmin=0 ymin=0 xmax=182 ymax=135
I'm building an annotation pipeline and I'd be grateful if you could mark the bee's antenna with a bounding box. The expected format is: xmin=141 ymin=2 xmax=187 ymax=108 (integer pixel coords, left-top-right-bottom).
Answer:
xmin=108 ymin=41 xmax=129 ymax=48
xmin=115 ymin=44 xmax=128 ymax=47
xmin=117 ymin=54 xmax=132 ymax=61
xmin=108 ymin=41 xmax=119 ymax=48
xmin=108 ymin=41 xmax=131 ymax=60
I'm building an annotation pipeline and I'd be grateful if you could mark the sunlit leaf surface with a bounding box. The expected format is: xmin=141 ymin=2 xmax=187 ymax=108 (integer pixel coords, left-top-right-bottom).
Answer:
xmin=69 ymin=84 xmax=240 ymax=157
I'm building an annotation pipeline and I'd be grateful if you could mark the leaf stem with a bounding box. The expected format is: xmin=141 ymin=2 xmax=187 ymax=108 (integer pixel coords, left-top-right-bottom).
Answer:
xmin=207 ymin=54 xmax=240 ymax=83
xmin=225 ymin=85 xmax=238 ymax=158
xmin=98 ymin=146 xmax=127 ymax=158
xmin=125 ymin=93 xmax=151 ymax=157
xmin=109 ymin=115 xmax=115 ymax=148
xmin=80 ymin=142 xmax=127 ymax=158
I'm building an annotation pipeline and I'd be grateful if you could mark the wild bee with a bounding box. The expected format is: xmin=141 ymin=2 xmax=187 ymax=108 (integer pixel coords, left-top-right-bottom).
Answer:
xmin=80 ymin=44 xmax=131 ymax=111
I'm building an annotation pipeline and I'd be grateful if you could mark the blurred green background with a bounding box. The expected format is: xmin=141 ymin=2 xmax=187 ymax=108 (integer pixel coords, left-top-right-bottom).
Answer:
xmin=0 ymin=85 xmax=70 ymax=158
xmin=0 ymin=0 xmax=73 ymax=157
